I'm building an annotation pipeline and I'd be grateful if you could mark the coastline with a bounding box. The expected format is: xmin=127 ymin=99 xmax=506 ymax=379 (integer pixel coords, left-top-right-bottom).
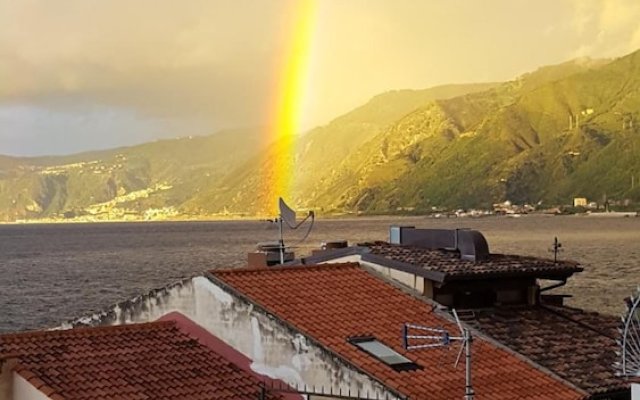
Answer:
xmin=2 ymin=210 xmax=637 ymax=225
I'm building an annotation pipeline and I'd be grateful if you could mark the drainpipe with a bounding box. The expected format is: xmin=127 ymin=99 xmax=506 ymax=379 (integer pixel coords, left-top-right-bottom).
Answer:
xmin=454 ymin=229 xmax=460 ymax=251
xmin=539 ymin=279 xmax=567 ymax=293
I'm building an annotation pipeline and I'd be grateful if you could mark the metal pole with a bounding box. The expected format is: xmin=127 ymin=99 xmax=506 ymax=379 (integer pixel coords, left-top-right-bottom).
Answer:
xmin=278 ymin=217 xmax=285 ymax=264
xmin=259 ymin=383 xmax=266 ymax=400
xmin=464 ymin=329 xmax=474 ymax=400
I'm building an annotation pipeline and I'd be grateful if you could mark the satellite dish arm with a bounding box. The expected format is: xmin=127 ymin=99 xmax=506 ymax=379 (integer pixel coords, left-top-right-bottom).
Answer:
xmin=276 ymin=198 xmax=316 ymax=262
xmin=286 ymin=211 xmax=315 ymax=247
xmin=282 ymin=210 xmax=314 ymax=230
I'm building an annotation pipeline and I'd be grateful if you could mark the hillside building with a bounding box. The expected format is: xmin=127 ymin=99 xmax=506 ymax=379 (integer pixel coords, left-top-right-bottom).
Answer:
xmin=574 ymin=198 xmax=588 ymax=207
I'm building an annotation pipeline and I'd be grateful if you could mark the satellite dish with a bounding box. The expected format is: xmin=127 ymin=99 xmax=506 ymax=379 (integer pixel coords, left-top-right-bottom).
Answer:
xmin=618 ymin=290 xmax=640 ymax=376
xmin=275 ymin=197 xmax=315 ymax=264
xmin=279 ymin=198 xmax=297 ymax=228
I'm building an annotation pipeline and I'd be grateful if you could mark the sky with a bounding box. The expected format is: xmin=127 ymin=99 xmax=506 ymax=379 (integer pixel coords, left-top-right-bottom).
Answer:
xmin=1 ymin=0 xmax=640 ymax=156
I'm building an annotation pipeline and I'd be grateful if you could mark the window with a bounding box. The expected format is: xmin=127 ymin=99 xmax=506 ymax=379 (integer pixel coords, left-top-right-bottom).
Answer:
xmin=349 ymin=336 xmax=420 ymax=371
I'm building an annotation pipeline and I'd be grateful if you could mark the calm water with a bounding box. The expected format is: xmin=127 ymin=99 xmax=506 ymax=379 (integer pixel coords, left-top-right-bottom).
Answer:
xmin=0 ymin=215 xmax=638 ymax=333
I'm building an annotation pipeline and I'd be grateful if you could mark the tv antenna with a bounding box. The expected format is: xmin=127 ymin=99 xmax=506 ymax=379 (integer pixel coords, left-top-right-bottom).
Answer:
xmin=548 ymin=236 xmax=563 ymax=263
xmin=276 ymin=197 xmax=315 ymax=264
xmin=402 ymin=309 xmax=474 ymax=400
xmin=617 ymin=289 xmax=640 ymax=377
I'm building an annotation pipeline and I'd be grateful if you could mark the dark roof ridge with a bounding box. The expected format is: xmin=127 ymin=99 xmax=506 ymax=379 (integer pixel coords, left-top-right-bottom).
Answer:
xmin=492 ymin=253 xmax=582 ymax=266
xmin=1 ymin=320 xmax=175 ymax=340
xmin=540 ymin=304 xmax=618 ymax=340
xmin=212 ymin=262 xmax=360 ymax=276
xmin=367 ymin=240 xmax=582 ymax=267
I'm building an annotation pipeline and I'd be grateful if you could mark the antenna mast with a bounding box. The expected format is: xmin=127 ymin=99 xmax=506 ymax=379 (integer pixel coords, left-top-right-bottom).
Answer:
xmin=548 ymin=237 xmax=563 ymax=264
xmin=278 ymin=216 xmax=285 ymax=264
xmin=403 ymin=309 xmax=474 ymax=400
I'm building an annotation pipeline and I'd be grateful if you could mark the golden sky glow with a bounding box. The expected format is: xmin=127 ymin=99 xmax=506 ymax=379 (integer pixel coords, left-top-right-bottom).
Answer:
xmin=1 ymin=0 xmax=640 ymax=155
xmin=262 ymin=0 xmax=317 ymax=211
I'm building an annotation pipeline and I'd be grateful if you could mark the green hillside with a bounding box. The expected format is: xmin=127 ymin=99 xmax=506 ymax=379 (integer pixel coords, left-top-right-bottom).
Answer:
xmin=0 ymin=129 xmax=264 ymax=221
xmin=199 ymin=83 xmax=500 ymax=214
xmin=1 ymin=50 xmax=639 ymax=221
xmin=310 ymin=52 xmax=639 ymax=212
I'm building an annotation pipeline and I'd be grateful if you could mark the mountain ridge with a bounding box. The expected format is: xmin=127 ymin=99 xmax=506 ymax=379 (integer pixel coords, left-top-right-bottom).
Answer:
xmin=1 ymin=50 xmax=639 ymax=221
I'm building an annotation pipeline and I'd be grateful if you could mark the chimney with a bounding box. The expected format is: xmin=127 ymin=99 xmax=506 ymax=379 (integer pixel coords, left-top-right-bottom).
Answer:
xmin=321 ymin=240 xmax=348 ymax=250
xmin=247 ymin=242 xmax=294 ymax=268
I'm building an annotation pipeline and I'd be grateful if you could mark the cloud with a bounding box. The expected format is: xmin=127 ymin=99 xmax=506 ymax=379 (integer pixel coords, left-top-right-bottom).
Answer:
xmin=567 ymin=0 xmax=640 ymax=58
xmin=1 ymin=0 xmax=640 ymax=156
xmin=0 ymin=0 xmax=288 ymax=127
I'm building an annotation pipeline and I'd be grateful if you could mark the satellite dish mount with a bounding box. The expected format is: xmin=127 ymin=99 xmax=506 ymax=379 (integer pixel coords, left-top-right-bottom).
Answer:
xmin=277 ymin=197 xmax=315 ymax=264
xmin=618 ymin=288 xmax=640 ymax=377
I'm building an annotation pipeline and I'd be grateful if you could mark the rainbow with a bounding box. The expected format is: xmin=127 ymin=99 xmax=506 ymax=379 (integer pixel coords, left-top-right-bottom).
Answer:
xmin=262 ymin=0 xmax=317 ymax=214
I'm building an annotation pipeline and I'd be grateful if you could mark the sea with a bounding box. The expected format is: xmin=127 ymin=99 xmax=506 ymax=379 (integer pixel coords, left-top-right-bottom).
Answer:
xmin=0 ymin=215 xmax=638 ymax=333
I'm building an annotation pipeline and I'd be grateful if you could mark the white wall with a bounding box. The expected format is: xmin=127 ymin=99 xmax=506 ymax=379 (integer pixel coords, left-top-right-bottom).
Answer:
xmin=61 ymin=278 xmax=196 ymax=328
xmin=12 ymin=373 xmax=50 ymax=400
xmin=632 ymin=383 xmax=640 ymax=400
xmin=354 ymin=258 xmax=425 ymax=295
xmin=66 ymin=276 xmax=399 ymax=399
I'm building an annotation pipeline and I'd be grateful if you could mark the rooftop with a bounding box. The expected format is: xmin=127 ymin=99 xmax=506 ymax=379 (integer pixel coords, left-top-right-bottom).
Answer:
xmin=301 ymin=241 xmax=583 ymax=282
xmin=463 ymin=304 xmax=630 ymax=396
xmin=0 ymin=315 xmax=291 ymax=400
xmin=209 ymin=263 xmax=586 ymax=400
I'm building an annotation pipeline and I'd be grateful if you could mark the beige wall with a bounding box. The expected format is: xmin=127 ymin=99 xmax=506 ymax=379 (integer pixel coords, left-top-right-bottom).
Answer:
xmin=320 ymin=255 xmax=362 ymax=264
xmin=356 ymin=259 xmax=426 ymax=296
xmin=0 ymin=359 xmax=15 ymax=400
xmin=12 ymin=373 xmax=50 ymax=400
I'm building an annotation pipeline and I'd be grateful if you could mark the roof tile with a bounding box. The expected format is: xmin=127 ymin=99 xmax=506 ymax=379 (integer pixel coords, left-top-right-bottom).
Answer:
xmin=0 ymin=321 xmax=286 ymax=400
xmin=465 ymin=305 xmax=629 ymax=395
xmin=365 ymin=242 xmax=583 ymax=280
xmin=211 ymin=263 xmax=586 ymax=400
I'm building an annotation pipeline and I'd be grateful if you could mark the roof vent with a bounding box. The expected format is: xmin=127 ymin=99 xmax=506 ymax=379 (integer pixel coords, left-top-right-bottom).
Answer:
xmin=456 ymin=229 xmax=489 ymax=262
xmin=388 ymin=226 xmax=490 ymax=262
xmin=390 ymin=226 xmax=456 ymax=249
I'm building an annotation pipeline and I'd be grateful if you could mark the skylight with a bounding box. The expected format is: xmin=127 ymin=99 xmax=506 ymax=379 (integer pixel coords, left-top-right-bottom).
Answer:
xmin=349 ymin=337 xmax=420 ymax=371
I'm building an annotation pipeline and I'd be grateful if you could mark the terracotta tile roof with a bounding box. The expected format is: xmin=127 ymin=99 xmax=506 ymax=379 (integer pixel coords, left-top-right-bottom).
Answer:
xmin=210 ymin=263 xmax=587 ymax=400
xmin=463 ymin=305 xmax=629 ymax=396
xmin=364 ymin=241 xmax=583 ymax=281
xmin=0 ymin=320 xmax=287 ymax=400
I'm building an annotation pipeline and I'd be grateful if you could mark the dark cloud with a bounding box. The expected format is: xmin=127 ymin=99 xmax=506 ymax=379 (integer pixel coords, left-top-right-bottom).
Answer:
xmin=0 ymin=0 xmax=638 ymax=155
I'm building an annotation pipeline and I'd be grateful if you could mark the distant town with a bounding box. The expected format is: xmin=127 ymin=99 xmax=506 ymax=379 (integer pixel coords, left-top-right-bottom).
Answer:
xmin=9 ymin=195 xmax=639 ymax=224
